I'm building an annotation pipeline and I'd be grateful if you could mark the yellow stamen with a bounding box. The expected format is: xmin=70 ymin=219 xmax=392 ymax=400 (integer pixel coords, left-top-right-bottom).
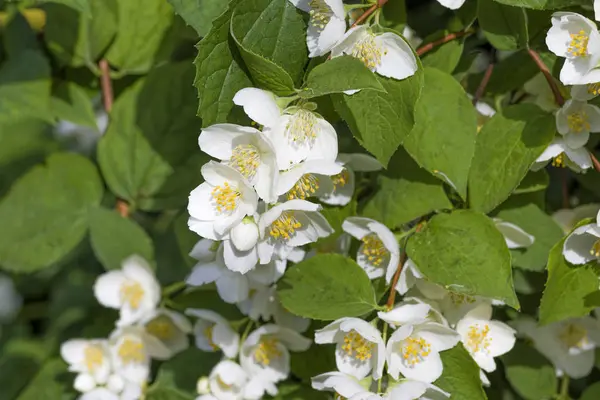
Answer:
xmin=552 ymin=153 xmax=566 ymax=168
xmin=591 ymin=240 xmax=600 ymax=257
xmin=401 ymin=336 xmax=431 ymax=366
xmin=567 ymin=111 xmax=590 ymax=133
xmin=254 ymin=337 xmax=282 ymax=366
xmin=360 ymin=234 xmax=389 ymax=267
xmin=118 ymin=338 xmax=145 ymax=364
xmin=559 ymin=323 xmax=589 ymax=349
xmin=120 ymin=282 xmax=145 ymax=310
xmin=211 ymin=182 xmax=240 ymax=213
xmin=588 ymin=83 xmax=600 ymax=96
xmin=230 ymin=144 xmax=260 ymax=180
xmin=308 ymin=0 xmax=331 ymax=29
xmin=204 ymin=325 xmax=219 ymax=350
xmin=331 ymin=169 xmax=350 ymax=191
xmin=269 ymin=212 xmax=302 ymax=240
xmin=287 ymin=174 xmax=320 ymax=200
xmin=568 ymin=30 xmax=589 ymax=57
xmin=285 ymin=109 xmax=318 ymax=146
xmin=146 ymin=315 xmax=176 ymax=340
xmin=466 ymin=324 xmax=492 ymax=353
xmin=342 ymin=331 xmax=374 ymax=361
xmin=351 ymin=32 xmax=385 ymax=70
xmin=84 ymin=345 xmax=104 ymax=372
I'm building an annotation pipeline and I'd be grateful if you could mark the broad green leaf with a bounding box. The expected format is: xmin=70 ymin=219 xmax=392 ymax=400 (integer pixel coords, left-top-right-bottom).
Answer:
xmin=496 ymin=203 xmax=564 ymax=271
xmin=16 ymin=359 xmax=74 ymax=400
xmin=271 ymin=384 xmax=328 ymax=400
xmin=51 ymin=82 xmax=97 ymax=128
xmin=278 ymin=254 xmax=377 ymax=320
xmin=0 ymin=50 xmax=53 ymax=123
xmin=300 ymin=56 xmax=386 ymax=98
xmin=315 ymin=201 xmax=357 ymax=250
xmin=3 ymin=12 xmax=39 ymax=58
xmin=0 ymin=339 xmax=47 ymax=400
xmin=89 ymin=208 xmax=155 ymax=270
xmin=479 ymin=0 xmax=528 ymax=50
xmin=0 ymin=153 xmax=103 ymax=273
xmin=40 ymin=0 xmax=91 ymax=15
xmin=407 ymin=210 xmax=519 ymax=308
xmin=581 ymin=382 xmax=600 ymax=400
xmin=333 ymin=65 xmax=424 ymax=166
xmin=420 ymin=31 xmax=465 ymax=73
xmin=434 ymin=345 xmax=487 ymax=400
xmin=105 ymin=0 xmax=173 ymax=75
xmin=170 ymin=288 xmax=245 ymax=320
xmin=43 ymin=0 xmax=118 ymax=68
xmin=146 ymin=369 xmax=194 ymax=400
xmin=230 ymin=0 xmax=307 ymax=85
xmin=98 ymin=62 xmax=207 ymax=211
xmin=167 ymin=0 xmax=228 ymax=37
xmin=291 ymin=343 xmax=336 ymax=382
xmin=362 ymin=148 xmax=452 ymax=230
xmin=379 ymin=0 xmax=407 ymax=33
xmin=491 ymin=0 xmax=588 ymax=10
xmin=468 ymin=104 xmax=556 ymax=214
xmin=514 ymin=169 xmax=549 ymax=194
xmin=194 ymin=0 xmax=252 ymax=126
xmin=404 ymin=67 xmax=477 ymax=199
xmin=539 ymin=237 xmax=599 ymax=324
xmin=155 ymin=348 xmax=221 ymax=394
xmin=584 ymin=290 xmax=600 ymax=308
xmin=501 ymin=342 xmax=556 ymax=400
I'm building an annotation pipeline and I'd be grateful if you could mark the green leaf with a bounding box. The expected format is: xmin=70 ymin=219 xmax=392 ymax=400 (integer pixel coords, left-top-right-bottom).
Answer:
xmin=291 ymin=343 xmax=336 ymax=383
xmin=16 ymin=359 xmax=74 ymax=400
xmin=97 ymin=62 xmax=207 ymax=211
xmin=514 ymin=169 xmax=549 ymax=194
xmin=407 ymin=210 xmax=519 ymax=308
xmin=434 ymin=344 xmax=487 ymax=400
xmin=278 ymin=254 xmax=377 ymax=320
xmin=0 ymin=339 xmax=47 ymax=400
xmin=584 ymin=290 xmax=600 ymax=308
xmin=478 ymin=0 xmax=528 ymax=50
xmin=362 ymin=147 xmax=452 ymax=230
xmin=491 ymin=0 xmax=588 ymax=10
xmin=51 ymin=82 xmax=97 ymax=128
xmin=167 ymin=0 xmax=228 ymax=37
xmin=155 ymin=348 xmax=221 ymax=394
xmin=379 ymin=0 xmax=407 ymax=33
xmin=496 ymin=203 xmax=564 ymax=271
xmin=230 ymin=0 xmax=307 ymax=85
xmin=333 ymin=65 xmax=424 ymax=166
xmin=420 ymin=31 xmax=465 ymax=73
xmin=146 ymin=369 xmax=194 ymax=400
xmin=40 ymin=0 xmax=91 ymax=15
xmin=300 ymin=56 xmax=386 ymax=98
xmin=89 ymin=208 xmax=155 ymax=270
xmin=105 ymin=0 xmax=173 ymax=75
xmin=3 ymin=12 xmax=39 ymax=58
xmin=501 ymin=341 xmax=556 ymax=400
xmin=581 ymin=382 xmax=600 ymax=400
xmin=0 ymin=153 xmax=103 ymax=273
xmin=270 ymin=384 xmax=328 ymax=400
xmin=315 ymin=201 xmax=357 ymax=250
xmin=194 ymin=0 xmax=252 ymax=126
xmin=0 ymin=50 xmax=53 ymax=123
xmin=404 ymin=67 xmax=477 ymax=199
xmin=468 ymin=104 xmax=556 ymax=214
xmin=43 ymin=0 xmax=118 ymax=68
xmin=539 ymin=237 xmax=599 ymax=325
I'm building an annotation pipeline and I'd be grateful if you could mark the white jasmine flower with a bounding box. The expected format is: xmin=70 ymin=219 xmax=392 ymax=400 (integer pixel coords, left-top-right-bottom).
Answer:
xmin=493 ymin=219 xmax=535 ymax=249
xmin=289 ymin=0 xmax=347 ymax=57
xmin=436 ymin=0 xmax=466 ymax=10
xmin=342 ymin=217 xmax=400 ymax=282
xmin=438 ymin=292 xmax=490 ymax=327
xmin=514 ymin=316 xmax=600 ymax=378
xmin=319 ymin=153 xmax=382 ymax=206
xmin=385 ymin=319 xmax=460 ymax=383
xmin=563 ymin=210 xmax=600 ymax=264
xmin=240 ymin=324 xmax=311 ymax=383
xmin=377 ymin=300 xmax=432 ymax=328
xmin=276 ymin=159 xmax=343 ymax=201
xmin=331 ymin=25 xmax=418 ymax=81
xmin=533 ymin=137 xmax=592 ymax=172
xmin=395 ymin=258 xmax=426 ymax=296
xmin=197 ymin=360 xmax=248 ymax=400
xmin=186 ymin=309 xmax=240 ymax=358
xmin=93 ymin=255 xmax=160 ymax=327
xmin=571 ymin=83 xmax=600 ymax=101
xmin=108 ymin=328 xmax=152 ymax=386
xmin=223 ymin=217 xmax=261 ymax=274
xmin=0 ymin=274 xmax=21 ymax=321
xmin=456 ymin=303 xmax=516 ymax=373
xmin=556 ymin=100 xmax=600 ymax=148
xmin=311 ymin=372 xmax=371 ymax=399
xmin=61 ymin=339 xmax=111 ymax=392
xmin=198 ymin=124 xmax=279 ymax=202
xmin=188 ymin=161 xmax=258 ymax=241
xmin=233 ymin=88 xmax=338 ymax=169
xmin=315 ymin=317 xmax=386 ymax=380
xmin=553 ymin=204 xmax=600 ymax=233
xmin=257 ymin=199 xmax=333 ymax=263
xmin=139 ymin=309 xmax=191 ymax=359
xmin=546 ymin=12 xmax=600 ymax=85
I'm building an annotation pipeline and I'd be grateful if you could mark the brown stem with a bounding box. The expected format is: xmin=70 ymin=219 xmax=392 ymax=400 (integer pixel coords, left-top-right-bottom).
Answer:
xmin=527 ymin=48 xmax=564 ymax=107
xmin=473 ymin=63 xmax=494 ymax=105
xmin=591 ymin=152 xmax=600 ymax=173
xmin=349 ymin=0 xmax=388 ymax=29
xmin=416 ymin=30 xmax=472 ymax=56
xmin=386 ymin=251 xmax=406 ymax=309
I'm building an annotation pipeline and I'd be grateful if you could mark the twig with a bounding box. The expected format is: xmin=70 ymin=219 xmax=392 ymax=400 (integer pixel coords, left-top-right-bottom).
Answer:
xmin=386 ymin=251 xmax=407 ymax=309
xmin=349 ymin=0 xmax=388 ymax=29
xmin=527 ymin=49 xmax=564 ymax=107
xmin=416 ymin=30 xmax=473 ymax=56
xmin=473 ymin=63 xmax=494 ymax=105
xmin=591 ymin=152 xmax=600 ymax=173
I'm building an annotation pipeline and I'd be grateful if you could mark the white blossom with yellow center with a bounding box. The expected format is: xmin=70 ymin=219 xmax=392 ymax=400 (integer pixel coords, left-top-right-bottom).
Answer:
xmin=571 ymin=83 xmax=600 ymax=101
xmin=60 ymin=339 xmax=111 ymax=393
xmin=289 ymin=0 xmax=347 ymax=57
xmin=315 ymin=317 xmax=385 ymax=380
xmin=186 ymin=309 xmax=240 ymax=358
xmin=342 ymin=217 xmax=400 ymax=283
xmin=563 ymin=209 xmax=600 ymax=265
xmin=188 ymin=161 xmax=258 ymax=242
xmin=456 ymin=303 xmax=516 ymax=373
xmin=546 ymin=12 xmax=600 ymax=85
xmin=331 ymin=25 xmax=418 ymax=82
xmin=233 ymin=88 xmax=339 ymax=169
xmin=276 ymin=159 xmax=343 ymax=202
xmin=556 ymin=99 xmax=600 ymax=149
xmin=109 ymin=328 xmax=152 ymax=386
xmin=257 ymin=199 xmax=333 ymax=264
xmin=139 ymin=309 xmax=191 ymax=360
xmin=533 ymin=137 xmax=593 ymax=172
xmin=94 ymin=255 xmax=160 ymax=327
xmin=194 ymin=360 xmax=248 ymax=400
xmin=240 ymin=324 xmax=311 ymax=384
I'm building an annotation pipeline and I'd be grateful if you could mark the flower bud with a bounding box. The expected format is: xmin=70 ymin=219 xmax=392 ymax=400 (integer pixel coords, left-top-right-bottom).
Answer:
xmin=196 ymin=376 xmax=210 ymax=395
xmin=230 ymin=217 xmax=259 ymax=251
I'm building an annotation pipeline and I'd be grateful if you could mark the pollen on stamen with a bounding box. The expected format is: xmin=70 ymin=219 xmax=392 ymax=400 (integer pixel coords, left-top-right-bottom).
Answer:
xmin=342 ymin=330 xmax=373 ymax=361
xmin=285 ymin=109 xmax=318 ymax=146
xmin=360 ymin=233 xmax=389 ymax=267
xmin=568 ymin=30 xmax=589 ymax=58
xmin=552 ymin=153 xmax=566 ymax=168
xmin=254 ymin=337 xmax=282 ymax=366
xmin=204 ymin=325 xmax=219 ymax=350
xmin=588 ymin=83 xmax=600 ymax=96
xmin=84 ymin=345 xmax=104 ymax=372
xmin=308 ymin=0 xmax=331 ymax=30
xmin=269 ymin=212 xmax=302 ymax=240
xmin=120 ymin=282 xmax=145 ymax=310
xmin=118 ymin=339 xmax=145 ymax=364
xmin=331 ymin=169 xmax=350 ymax=191
xmin=590 ymin=240 xmax=600 ymax=257
xmin=466 ymin=324 xmax=491 ymax=354
xmin=230 ymin=144 xmax=260 ymax=180
xmin=351 ymin=32 xmax=383 ymax=70
xmin=211 ymin=182 xmax=241 ymax=213
xmin=287 ymin=174 xmax=319 ymax=200
xmin=401 ymin=336 xmax=431 ymax=366
xmin=567 ymin=111 xmax=590 ymax=133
